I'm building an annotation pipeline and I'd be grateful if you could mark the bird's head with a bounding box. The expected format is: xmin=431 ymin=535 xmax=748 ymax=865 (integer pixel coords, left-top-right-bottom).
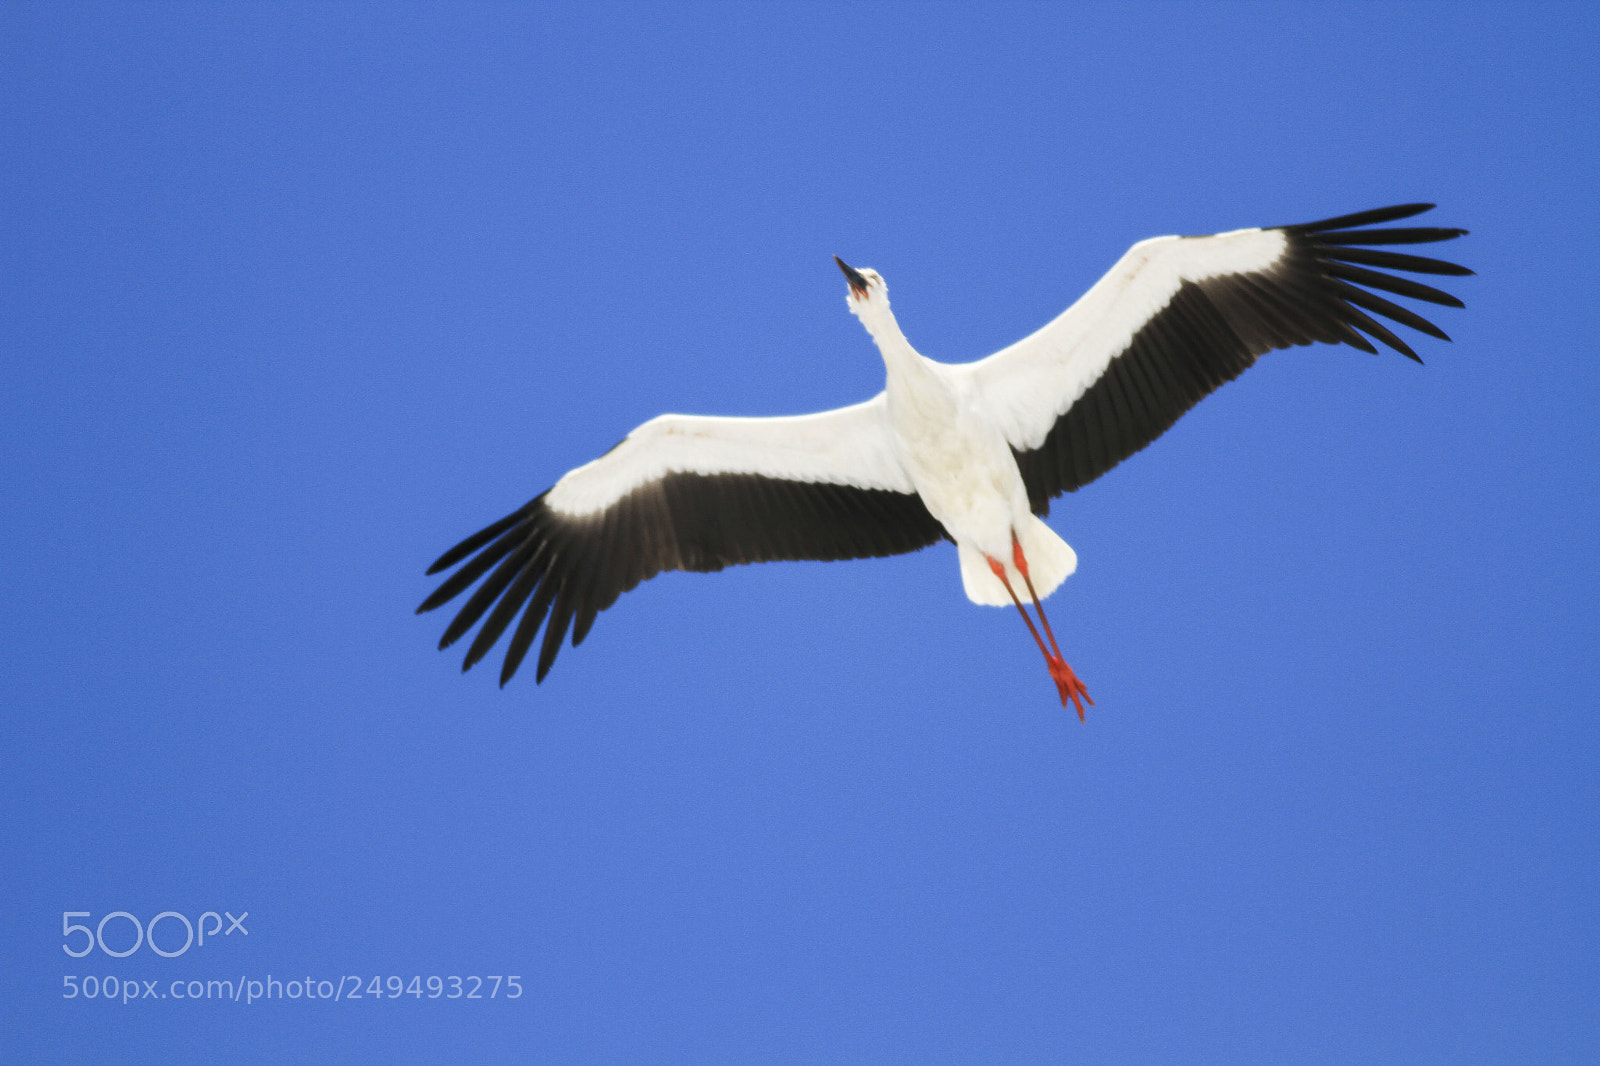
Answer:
xmin=834 ymin=257 xmax=888 ymax=316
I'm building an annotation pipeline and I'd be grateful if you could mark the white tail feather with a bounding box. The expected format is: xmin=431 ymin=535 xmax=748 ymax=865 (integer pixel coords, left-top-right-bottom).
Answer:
xmin=957 ymin=518 xmax=1077 ymax=606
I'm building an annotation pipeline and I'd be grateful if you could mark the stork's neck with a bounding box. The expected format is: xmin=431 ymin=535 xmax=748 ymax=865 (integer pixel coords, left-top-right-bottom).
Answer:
xmin=853 ymin=297 xmax=933 ymax=389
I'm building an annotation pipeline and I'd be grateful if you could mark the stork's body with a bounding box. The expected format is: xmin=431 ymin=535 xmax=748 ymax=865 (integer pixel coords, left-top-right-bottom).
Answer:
xmin=850 ymin=262 xmax=1070 ymax=597
xmin=418 ymin=204 xmax=1471 ymax=717
xmin=840 ymin=258 xmax=1090 ymax=710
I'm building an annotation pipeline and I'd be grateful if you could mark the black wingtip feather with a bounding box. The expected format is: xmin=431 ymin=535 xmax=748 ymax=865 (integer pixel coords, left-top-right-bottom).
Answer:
xmin=499 ymin=570 xmax=562 ymax=684
xmin=1331 ymin=279 xmax=1454 ymax=341
xmin=425 ymin=506 xmax=529 ymax=575
xmin=535 ymin=580 xmax=576 ymax=683
xmin=460 ymin=561 xmax=544 ymax=670
xmin=1319 ymin=246 xmax=1475 ymax=277
xmin=1316 ymin=226 xmax=1469 ymax=247
xmin=421 ymin=534 xmax=530 ymax=625
xmin=1324 ymin=262 xmax=1465 ymax=308
xmin=1292 ymin=203 xmax=1435 ymax=233
xmin=1338 ymin=299 xmax=1422 ymax=361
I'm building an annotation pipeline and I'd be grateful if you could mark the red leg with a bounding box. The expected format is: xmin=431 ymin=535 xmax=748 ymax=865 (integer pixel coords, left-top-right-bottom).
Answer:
xmin=1010 ymin=533 xmax=1094 ymax=719
xmin=987 ymin=548 xmax=1094 ymax=720
xmin=987 ymin=554 xmax=1050 ymax=657
xmin=1012 ymin=535 xmax=1064 ymax=660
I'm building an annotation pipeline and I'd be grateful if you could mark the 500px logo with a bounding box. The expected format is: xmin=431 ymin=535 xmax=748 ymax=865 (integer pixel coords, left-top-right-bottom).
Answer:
xmin=62 ymin=911 xmax=248 ymax=959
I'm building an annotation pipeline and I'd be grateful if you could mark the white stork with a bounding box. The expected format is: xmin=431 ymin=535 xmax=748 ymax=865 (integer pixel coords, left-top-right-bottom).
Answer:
xmin=419 ymin=203 xmax=1469 ymax=717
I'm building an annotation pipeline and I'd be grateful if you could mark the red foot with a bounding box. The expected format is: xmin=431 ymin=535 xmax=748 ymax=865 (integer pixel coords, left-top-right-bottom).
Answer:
xmin=1046 ymin=655 xmax=1094 ymax=721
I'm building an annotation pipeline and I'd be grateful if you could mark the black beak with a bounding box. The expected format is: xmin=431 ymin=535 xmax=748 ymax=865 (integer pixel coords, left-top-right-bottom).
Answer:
xmin=834 ymin=256 xmax=870 ymax=298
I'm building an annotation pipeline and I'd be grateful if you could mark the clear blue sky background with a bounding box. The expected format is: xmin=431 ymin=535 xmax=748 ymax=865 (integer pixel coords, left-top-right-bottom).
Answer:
xmin=4 ymin=3 xmax=1596 ymax=1062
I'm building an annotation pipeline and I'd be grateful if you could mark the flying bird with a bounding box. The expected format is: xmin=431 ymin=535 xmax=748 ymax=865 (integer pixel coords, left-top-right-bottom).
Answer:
xmin=419 ymin=203 xmax=1469 ymax=717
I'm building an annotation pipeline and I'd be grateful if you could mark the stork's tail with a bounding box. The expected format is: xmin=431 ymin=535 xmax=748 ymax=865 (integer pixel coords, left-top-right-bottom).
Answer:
xmin=958 ymin=518 xmax=1077 ymax=607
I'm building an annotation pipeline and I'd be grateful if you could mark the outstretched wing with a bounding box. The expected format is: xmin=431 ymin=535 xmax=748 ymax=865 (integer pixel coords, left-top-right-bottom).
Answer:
xmin=417 ymin=396 xmax=945 ymax=685
xmin=959 ymin=204 xmax=1471 ymax=512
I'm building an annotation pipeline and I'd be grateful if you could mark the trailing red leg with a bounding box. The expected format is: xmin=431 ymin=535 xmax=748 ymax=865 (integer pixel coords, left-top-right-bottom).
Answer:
xmin=1012 ymin=534 xmax=1065 ymax=660
xmin=987 ymin=548 xmax=1094 ymax=720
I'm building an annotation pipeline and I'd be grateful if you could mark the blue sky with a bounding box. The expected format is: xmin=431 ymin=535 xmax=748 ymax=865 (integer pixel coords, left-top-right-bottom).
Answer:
xmin=3 ymin=3 xmax=1596 ymax=1062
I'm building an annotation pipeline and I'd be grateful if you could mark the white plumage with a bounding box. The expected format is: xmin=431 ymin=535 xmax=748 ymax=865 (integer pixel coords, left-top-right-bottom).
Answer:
xmin=544 ymin=400 xmax=914 ymax=514
xmin=420 ymin=204 xmax=1469 ymax=716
